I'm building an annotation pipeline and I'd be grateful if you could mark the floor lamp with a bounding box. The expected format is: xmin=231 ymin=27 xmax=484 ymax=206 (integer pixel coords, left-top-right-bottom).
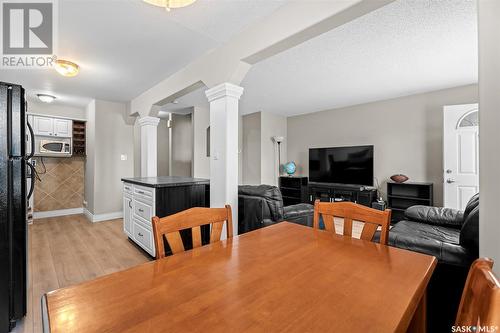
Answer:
xmin=272 ymin=136 xmax=284 ymax=184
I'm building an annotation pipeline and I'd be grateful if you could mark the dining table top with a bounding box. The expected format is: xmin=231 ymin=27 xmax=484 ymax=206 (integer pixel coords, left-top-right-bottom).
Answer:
xmin=44 ymin=222 xmax=437 ymax=333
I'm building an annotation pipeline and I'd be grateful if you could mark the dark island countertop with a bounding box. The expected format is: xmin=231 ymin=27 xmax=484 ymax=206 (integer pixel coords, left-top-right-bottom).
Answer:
xmin=121 ymin=176 xmax=210 ymax=188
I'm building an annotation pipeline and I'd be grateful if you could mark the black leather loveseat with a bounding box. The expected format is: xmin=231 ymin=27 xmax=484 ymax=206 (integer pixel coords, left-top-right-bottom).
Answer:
xmin=387 ymin=193 xmax=479 ymax=332
xmin=238 ymin=185 xmax=314 ymax=234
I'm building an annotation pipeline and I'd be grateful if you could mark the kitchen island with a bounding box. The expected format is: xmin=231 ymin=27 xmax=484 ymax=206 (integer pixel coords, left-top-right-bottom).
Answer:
xmin=121 ymin=176 xmax=210 ymax=257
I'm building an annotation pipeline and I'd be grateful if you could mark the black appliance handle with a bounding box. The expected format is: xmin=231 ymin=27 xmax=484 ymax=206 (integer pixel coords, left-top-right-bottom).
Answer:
xmin=27 ymin=162 xmax=35 ymax=200
xmin=26 ymin=120 xmax=35 ymax=160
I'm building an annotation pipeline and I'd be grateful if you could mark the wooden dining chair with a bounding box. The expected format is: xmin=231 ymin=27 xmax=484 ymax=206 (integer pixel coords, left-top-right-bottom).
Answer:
xmin=313 ymin=200 xmax=391 ymax=245
xmin=455 ymin=258 xmax=500 ymax=327
xmin=152 ymin=205 xmax=233 ymax=259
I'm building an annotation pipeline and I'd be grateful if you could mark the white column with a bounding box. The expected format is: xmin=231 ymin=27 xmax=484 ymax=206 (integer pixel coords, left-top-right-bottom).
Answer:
xmin=205 ymin=83 xmax=243 ymax=237
xmin=138 ymin=116 xmax=161 ymax=177
xmin=479 ymin=0 xmax=500 ymax=273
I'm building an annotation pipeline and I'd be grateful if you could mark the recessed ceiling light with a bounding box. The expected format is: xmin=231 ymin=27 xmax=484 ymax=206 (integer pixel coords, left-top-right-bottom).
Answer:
xmin=143 ymin=0 xmax=197 ymax=11
xmin=37 ymin=94 xmax=56 ymax=103
xmin=54 ymin=59 xmax=80 ymax=77
xmin=172 ymin=100 xmax=179 ymax=104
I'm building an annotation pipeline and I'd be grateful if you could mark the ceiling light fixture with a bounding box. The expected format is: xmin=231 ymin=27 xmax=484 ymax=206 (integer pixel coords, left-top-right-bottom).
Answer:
xmin=54 ymin=59 xmax=80 ymax=77
xmin=37 ymin=94 xmax=56 ymax=103
xmin=143 ymin=0 xmax=197 ymax=11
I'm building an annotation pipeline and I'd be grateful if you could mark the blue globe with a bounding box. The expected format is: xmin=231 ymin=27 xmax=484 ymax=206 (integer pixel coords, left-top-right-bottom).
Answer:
xmin=284 ymin=162 xmax=296 ymax=176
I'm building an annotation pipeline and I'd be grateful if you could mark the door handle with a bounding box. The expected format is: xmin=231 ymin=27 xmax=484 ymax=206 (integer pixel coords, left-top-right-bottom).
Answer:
xmin=26 ymin=162 xmax=36 ymax=200
xmin=128 ymin=200 xmax=132 ymax=209
xmin=446 ymin=179 xmax=456 ymax=184
xmin=26 ymin=121 xmax=35 ymax=160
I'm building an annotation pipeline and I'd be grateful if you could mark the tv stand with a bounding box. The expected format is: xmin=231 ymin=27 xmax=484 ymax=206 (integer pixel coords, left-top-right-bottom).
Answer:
xmin=308 ymin=182 xmax=377 ymax=207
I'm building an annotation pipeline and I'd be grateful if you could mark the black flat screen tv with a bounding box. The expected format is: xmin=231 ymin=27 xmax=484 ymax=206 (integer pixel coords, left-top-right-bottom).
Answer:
xmin=309 ymin=145 xmax=374 ymax=186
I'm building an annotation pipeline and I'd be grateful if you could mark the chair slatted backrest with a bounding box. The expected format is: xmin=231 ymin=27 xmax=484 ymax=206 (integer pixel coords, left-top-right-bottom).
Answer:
xmin=456 ymin=258 xmax=500 ymax=327
xmin=152 ymin=205 xmax=233 ymax=259
xmin=313 ymin=200 xmax=391 ymax=245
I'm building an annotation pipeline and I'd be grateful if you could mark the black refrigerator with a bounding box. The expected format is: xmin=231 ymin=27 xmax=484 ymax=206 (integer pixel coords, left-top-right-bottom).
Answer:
xmin=0 ymin=82 xmax=35 ymax=332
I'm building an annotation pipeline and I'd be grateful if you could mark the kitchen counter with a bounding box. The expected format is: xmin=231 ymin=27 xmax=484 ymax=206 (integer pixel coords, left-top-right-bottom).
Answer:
xmin=121 ymin=176 xmax=209 ymax=257
xmin=121 ymin=176 xmax=209 ymax=188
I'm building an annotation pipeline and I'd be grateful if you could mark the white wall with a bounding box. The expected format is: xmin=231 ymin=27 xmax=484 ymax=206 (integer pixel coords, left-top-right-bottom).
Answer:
xmin=157 ymin=119 xmax=170 ymax=176
xmin=171 ymin=113 xmax=193 ymax=177
xmin=28 ymin=101 xmax=86 ymax=119
xmin=242 ymin=112 xmax=261 ymax=184
xmin=85 ymin=100 xmax=135 ymax=217
xmin=260 ymin=111 xmax=287 ymax=186
xmin=478 ymin=0 xmax=500 ymax=272
xmin=287 ymin=85 xmax=478 ymax=205
xmin=241 ymin=111 xmax=287 ymax=186
xmin=193 ymin=107 xmax=210 ymax=178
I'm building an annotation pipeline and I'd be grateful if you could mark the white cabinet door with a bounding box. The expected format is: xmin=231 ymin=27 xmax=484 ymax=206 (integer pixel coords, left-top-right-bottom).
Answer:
xmin=123 ymin=195 xmax=133 ymax=236
xmin=33 ymin=116 xmax=53 ymax=136
xmin=53 ymin=119 xmax=72 ymax=137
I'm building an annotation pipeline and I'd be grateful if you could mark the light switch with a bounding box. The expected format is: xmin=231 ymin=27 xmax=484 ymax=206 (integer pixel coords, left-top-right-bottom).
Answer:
xmin=121 ymin=154 xmax=127 ymax=161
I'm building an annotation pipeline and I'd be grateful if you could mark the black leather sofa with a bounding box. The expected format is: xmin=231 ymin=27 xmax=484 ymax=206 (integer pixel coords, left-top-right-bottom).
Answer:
xmin=386 ymin=193 xmax=479 ymax=332
xmin=238 ymin=185 xmax=314 ymax=234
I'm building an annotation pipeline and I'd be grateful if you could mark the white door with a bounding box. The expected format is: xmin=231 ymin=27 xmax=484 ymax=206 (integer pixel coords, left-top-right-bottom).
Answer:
xmin=53 ymin=119 xmax=72 ymax=137
xmin=33 ymin=116 xmax=53 ymax=136
xmin=443 ymin=104 xmax=479 ymax=210
xmin=123 ymin=195 xmax=133 ymax=236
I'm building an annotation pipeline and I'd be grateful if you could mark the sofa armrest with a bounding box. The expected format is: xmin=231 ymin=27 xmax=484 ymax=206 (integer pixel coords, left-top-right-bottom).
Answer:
xmin=238 ymin=195 xmax=273 ymax=234
xmin=283 ymin=203 xmax=314 ymax=227
xmin=404 ymin=205 xmax=464 ymax=228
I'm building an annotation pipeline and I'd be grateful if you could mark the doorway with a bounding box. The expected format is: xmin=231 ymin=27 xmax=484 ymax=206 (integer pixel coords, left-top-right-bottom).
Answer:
xmin=443 ymin=104 xmax=479 ymax=210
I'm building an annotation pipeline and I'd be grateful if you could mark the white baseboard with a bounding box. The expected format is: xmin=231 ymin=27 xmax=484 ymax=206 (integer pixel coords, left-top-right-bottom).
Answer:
xmin=34 ymin=208 xmax=84 ymax=219
xmin=83 ymin=209 xmax=123 ymax=223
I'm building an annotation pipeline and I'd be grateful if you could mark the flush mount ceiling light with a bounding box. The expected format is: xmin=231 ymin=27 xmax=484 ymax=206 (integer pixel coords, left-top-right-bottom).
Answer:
xmin=143 ymin=0 xmax=197 ymax=11
xmin=37 ymin=94 xmax=56 ymax=103
xmin=54 ymin=59 xmax=80 ymax=77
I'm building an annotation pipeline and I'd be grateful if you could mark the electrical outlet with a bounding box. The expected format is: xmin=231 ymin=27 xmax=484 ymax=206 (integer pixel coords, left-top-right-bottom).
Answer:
xmin=121 ymin=154 xmax=127 ymax=161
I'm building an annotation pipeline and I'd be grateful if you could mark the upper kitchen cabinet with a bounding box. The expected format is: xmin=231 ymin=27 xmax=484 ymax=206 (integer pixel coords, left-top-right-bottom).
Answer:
xmin=33 ymin=116 xmax=52 ymax=136
xmin=53 ymin=118 xmax=72 ymax=137
xmin=33 ymin=116 xmax=72 ymax=137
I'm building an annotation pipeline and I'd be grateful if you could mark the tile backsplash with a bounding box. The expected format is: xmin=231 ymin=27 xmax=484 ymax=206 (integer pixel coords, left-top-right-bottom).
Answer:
xmin=33 ymin=157 xmax=85 ymax=212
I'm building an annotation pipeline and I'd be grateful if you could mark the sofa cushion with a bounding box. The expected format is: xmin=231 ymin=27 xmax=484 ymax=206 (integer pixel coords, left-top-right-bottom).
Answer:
xmin=388 ymin=221 xmax=476 ymax=267
xmin=404 ymin=206 xmax=464 ymax=228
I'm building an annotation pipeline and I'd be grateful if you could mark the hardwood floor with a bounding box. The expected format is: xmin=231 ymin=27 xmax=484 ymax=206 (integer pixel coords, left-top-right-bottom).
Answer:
xmin=12 ymin=214 xmax=151 ymax=333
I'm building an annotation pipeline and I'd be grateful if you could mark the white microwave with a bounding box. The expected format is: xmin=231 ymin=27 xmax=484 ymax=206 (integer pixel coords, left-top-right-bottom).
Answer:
xmin=35 ymin=137 xmax=72 ymax=157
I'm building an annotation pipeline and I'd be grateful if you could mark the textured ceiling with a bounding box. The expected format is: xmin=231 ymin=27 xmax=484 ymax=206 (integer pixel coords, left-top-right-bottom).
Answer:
xmin=238 ymin=0 xmax=478 ymax=116
xmin=0 ymin=0 xmax=286 ymax=107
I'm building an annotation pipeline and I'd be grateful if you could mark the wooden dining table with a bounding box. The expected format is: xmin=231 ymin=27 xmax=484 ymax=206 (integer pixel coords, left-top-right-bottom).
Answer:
xmin=43 ymin=222 xmax=436 ymax=333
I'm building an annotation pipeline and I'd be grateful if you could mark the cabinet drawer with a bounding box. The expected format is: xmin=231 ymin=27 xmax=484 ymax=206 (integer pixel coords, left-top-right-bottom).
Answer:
xmin=133 ymin=222 xmax=154 ymax=255
xmin=134 ymin=200 xmax=153 ymax=223
xmin=134 ymin=185 xmax=153 ymax=199
xmin=123 ymin=183 xmax=133 ymax=194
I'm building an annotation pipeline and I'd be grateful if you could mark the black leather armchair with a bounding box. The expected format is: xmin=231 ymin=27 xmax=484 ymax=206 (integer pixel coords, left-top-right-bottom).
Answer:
xmin=389 ymin=193 xmax=479 ymax=267
xmin=387 ymin=193 xmax=479 ymax=333
xmin=238 ymin=185 xmax=314 ymax=234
